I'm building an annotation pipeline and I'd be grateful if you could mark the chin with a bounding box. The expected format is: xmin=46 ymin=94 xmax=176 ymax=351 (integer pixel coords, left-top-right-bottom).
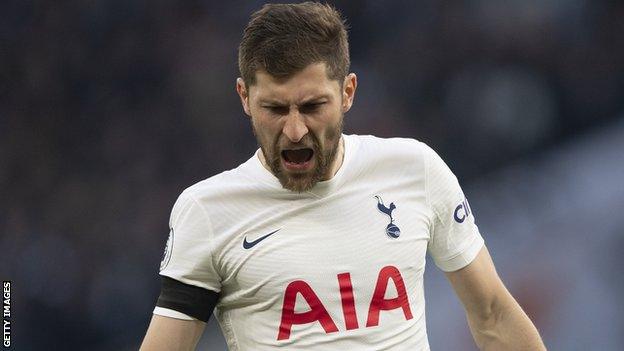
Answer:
xmin=278 ymin=171 xmax=319 ymax=193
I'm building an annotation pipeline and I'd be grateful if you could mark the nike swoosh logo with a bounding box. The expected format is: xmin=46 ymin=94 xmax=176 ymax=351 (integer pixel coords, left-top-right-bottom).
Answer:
xmin=243 ymin=229 xmax=281 ymax=249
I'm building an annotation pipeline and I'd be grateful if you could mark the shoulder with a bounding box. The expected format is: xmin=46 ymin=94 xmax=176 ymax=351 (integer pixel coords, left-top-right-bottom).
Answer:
xmin=348 ymin=134 xmax=436 ymax=166
xmin=166 ymin=162 xmax=246 ymax=222
xmin=169 ymin=155 xmax=273 ymax=229
xmin=179 ymin=159 xmax=255 ymax=203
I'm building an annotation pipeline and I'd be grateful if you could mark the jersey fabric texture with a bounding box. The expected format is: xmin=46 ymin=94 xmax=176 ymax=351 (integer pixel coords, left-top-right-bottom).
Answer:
xmin=155 ymin=134 xmax=484 ymax=350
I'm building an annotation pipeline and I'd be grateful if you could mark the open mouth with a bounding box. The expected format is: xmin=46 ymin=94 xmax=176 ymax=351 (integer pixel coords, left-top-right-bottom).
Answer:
xmin=281 ymin=148 xmax=314 ymax=169
xmin=281 ymin=148 xmax=314 ymax=163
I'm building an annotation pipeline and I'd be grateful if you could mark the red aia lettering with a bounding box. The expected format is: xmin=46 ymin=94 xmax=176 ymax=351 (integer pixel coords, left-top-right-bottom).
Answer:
xmin=337 ymin=272 xmax=359 ymax=330
xmin=278 ymin=266 xmax=412 ymax=340
xmin=366 ymin=266 xmax=413 ymax=327
xmin=277 ymin=280 xmax=339 ymax=340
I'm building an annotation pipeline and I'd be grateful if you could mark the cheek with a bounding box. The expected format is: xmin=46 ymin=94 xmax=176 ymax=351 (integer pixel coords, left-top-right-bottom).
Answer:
xmin=252 ymin=117 xmax=282 ymax=146
xmin=317 ymin=108 xmax=343 ymax=139
xmin=252 ymin=114 xmax=274 ymax=133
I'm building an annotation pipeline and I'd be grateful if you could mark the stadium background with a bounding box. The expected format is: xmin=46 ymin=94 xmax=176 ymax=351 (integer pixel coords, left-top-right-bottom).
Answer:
xmin=2 ymin=0 xmax=623 ymax=349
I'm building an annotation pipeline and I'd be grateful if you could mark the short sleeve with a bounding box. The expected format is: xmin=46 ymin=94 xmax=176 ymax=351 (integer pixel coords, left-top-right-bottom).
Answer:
xmin=158 ymin=192 xmax=221 ymax=292
xmin=423 ymin=143 xmax=484 ymax=272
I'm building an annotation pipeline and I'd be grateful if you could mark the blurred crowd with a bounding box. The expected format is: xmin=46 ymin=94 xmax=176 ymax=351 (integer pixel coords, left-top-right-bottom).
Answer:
xmin=1 ymin=1 xmax=623 ymax=349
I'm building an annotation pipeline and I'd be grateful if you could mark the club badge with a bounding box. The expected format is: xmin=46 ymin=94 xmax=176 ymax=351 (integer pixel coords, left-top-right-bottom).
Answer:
xmin=375 ymin=195 xmax=401 ymax=238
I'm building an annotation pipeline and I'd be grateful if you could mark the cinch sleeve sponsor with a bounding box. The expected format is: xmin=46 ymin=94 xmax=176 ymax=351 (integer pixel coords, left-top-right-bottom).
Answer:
xmin=422 ymin=143 xmax=484 ymax=272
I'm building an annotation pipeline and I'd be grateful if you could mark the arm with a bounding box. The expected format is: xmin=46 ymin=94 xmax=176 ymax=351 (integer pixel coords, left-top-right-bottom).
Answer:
xmin=140 ymin=315 xmax=206 ymax=351
xmin=140 ymin=276 xmax=220 ymax=351
xmin=445 ymin=245 xmax=546 ymax=350
xmin=142 ymin=193 xmax=221 ymax=350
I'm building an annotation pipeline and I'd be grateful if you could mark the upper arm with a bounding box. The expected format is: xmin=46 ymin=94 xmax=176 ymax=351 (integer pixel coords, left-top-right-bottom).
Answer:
xmin=444 ymin=245 xmax=513 ymax=320
xmin=422 ymin=142 xmax=484 ymax=271
xmin=142 ymin=264 xmax=219 ymax=351
xmin=141 ymin=192 xmax=221 ymax=350
xmin=154 ymin=191 xmax=221 ymax=321
xmin=140 ymin=315 xmax=206 ymax=351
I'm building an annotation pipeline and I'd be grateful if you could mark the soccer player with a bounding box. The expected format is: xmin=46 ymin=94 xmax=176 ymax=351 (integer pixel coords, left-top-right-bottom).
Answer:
xmin=140 ymin=2 xmax=546 ymax=350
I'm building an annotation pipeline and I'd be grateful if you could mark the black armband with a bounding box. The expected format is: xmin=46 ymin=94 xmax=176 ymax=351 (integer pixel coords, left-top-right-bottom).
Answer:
xmin=156 ymin=275 xmax=220 ymax=322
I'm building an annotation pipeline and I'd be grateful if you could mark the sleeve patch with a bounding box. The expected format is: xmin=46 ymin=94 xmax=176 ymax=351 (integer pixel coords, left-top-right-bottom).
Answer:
xmin=159 ymin=228 xmax=174 ymax=271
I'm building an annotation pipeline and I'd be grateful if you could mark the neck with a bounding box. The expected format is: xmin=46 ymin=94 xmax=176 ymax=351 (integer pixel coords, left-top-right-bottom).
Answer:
xmin=323 ymin=135 xmax=345 ymax=180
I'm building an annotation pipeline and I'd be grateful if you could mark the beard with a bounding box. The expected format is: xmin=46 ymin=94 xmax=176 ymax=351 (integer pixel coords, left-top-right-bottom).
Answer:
xmin=253 ymin=117 xmax=343 ymax=193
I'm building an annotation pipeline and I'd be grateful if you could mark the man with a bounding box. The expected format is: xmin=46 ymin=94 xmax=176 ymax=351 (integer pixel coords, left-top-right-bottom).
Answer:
xmin=141 ymin=2 xmax=546 ymax=350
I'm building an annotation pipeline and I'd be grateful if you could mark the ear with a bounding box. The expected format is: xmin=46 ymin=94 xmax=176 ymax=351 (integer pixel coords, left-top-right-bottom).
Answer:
xmin=236 ymin=78 xmax=252 ymax=116
xmin=341 ymin=73 xmax=357 ymax=113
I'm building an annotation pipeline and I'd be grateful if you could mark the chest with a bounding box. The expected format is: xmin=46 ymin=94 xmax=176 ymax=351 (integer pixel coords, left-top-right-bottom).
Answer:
xmin=212 ymin=185 xmax=432 ymax=302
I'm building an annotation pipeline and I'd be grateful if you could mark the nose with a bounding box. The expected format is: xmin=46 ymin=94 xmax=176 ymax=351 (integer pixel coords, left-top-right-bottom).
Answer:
xmin=282 ymin=112 xmax=308 ymax=143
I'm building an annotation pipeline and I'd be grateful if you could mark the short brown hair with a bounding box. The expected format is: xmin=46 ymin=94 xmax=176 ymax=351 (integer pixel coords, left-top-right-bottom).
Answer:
xmin=238 ymin=2 xmax=350 ymax=86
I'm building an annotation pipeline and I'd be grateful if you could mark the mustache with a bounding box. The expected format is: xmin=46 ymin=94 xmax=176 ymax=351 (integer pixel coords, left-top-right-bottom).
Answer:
xmin=273 ymin=136 xmax=320 ymax=155
xmin=277 ymin=136 xmax=317 ymax=150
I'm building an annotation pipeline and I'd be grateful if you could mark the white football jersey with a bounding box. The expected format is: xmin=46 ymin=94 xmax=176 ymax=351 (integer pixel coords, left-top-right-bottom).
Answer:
xmin=155 ymin=134 xmax=484 ymax=350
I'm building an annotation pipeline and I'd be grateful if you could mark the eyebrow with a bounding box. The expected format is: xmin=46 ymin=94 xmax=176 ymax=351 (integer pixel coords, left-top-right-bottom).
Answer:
xmin=259 ymin=94 xmax=331 ymax=106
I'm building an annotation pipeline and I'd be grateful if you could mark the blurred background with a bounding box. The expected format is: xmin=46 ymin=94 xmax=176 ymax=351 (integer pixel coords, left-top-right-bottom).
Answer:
xmin=1 ymin=0 xmax=623 ymax=350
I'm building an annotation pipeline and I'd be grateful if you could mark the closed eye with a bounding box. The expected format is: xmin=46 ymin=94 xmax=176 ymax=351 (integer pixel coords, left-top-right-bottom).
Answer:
xmin=299 ymin=102 xmax=325 ymax=114
xmin=262 ymin=105 xmax=289 ymax=115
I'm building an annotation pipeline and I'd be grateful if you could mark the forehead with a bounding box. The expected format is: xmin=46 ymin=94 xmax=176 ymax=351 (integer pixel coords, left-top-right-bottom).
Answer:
xmin=249 ymin=63 xmax=341 ymax=103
